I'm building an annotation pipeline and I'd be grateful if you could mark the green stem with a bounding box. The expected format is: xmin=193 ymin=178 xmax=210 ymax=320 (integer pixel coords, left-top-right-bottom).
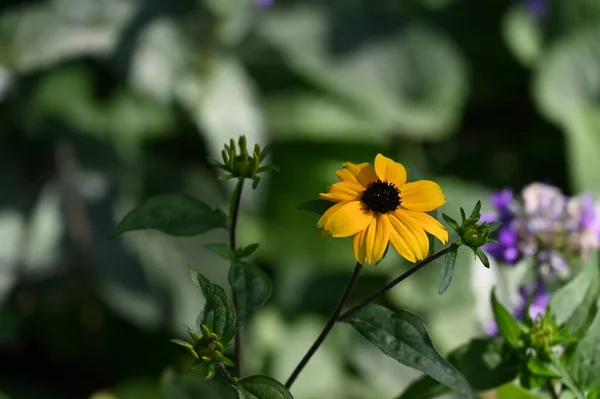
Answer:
xmin=229 ymin=179 xmax=244 ymax=376
xmin=337 ymin=246 xmax=451 ymax=322
xmin=546 ymin=380 xmax=559 ymax=399
xmin=216 ymin=362 xmax=236 ymax=386
xmin=285 ymin=262 xmax=363 ymax=389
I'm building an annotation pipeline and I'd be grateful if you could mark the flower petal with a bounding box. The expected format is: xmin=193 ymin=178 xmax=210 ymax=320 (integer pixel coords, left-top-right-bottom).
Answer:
xmin=400 ymin=180 xmax=446 ymax=212
xmin=374 ymin=154 xmax=407 ymax=187
xmin=319 ymin=181 xmax=364 ymax=203
xmin=335 ymin=162 xmax=378 ymax=187
xmin=388 ymin=210 xmax=429 ymax=262
xmin=401 ymin=209 xmax=449 ymax=245
xmin=317 ymin=200 xmax=373 ymax=237
xmin=352 ymin=214 xmax=390 ymax=264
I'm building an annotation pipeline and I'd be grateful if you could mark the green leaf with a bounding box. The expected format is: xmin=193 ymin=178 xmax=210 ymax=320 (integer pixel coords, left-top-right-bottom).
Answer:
xmin=587 ymin=387 xmax=600 ymax=399
xmin=260 ymin=9 xmax=468 ymax=139
xmin=112 ymin=194 xmax=225 ymax=237
xmin=549 ymin=356 xmax=586 ymax=399
xmin=487 ymin=221 xmax=502 ymax=233
xmin=184 ymin=324 xmax=201 ymax=342
xmin=526 ymin=356 xmax=560 ymax=378
xmin=534 ymin=26 xmax=600 ymax=127
xmin=469 ymin=201 xmax=481 ymax=218
xmin=496 ymin=382 xmax=539 ymax=399
xmin=256 ymin=164 xmax=280 ymax=174
xmin=475 ymin=248 xmax=490 ymax=268
xmin=550 ymin=251 xmax=600 ymax=334
xmin=501 ymin=4 xmax=543 ymax=68
xmin=569 ymin=300 xmax=600 ymax=389
xmin=235 ymin=375 xmax=294 ymax=399
xmin=206 ymin=157 xmax=228 ymax=170
xmin=460 ymin=207 xmax=466 ymax=222
xmin=170 ymin=339 xmax=194 ymax=350
xmin=438 ymin=245 xmax=458 ymax=295
xmin=396 ymin=337 xmax=519 ymax=399
xmin=294 ymin=199 xmax=334 ymax=216
xmin=518 ymin=363 xmax=547 ymax=390
xmin=228 ymin=261 xmax=273 ymax=321
xmin=237 ymin=244 xmax=260 ymax=258
xmin=204 ymin=243 xmax=235 ymax=261
xmin=491 ymin=289 xmax=526 ymax=349
xmin=252 ymin=176 xmax=261 ymax=190
xmin=189 ymin=269 xmax=236 ymax=344
xmin=347 ymin=304 xmax=476 ymax=399
xmin=441 ymin=213 xmax=460 ymax=233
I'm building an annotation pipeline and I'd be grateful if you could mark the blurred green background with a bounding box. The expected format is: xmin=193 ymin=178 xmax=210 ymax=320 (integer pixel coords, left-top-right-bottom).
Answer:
xmin=1 ymin=0 xmax=599 ymax=398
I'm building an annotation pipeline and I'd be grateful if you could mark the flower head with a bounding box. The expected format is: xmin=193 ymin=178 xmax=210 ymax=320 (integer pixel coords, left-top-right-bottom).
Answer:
xmin=483 ymin=183 xmax=600 ymax=280
xmin=317 ymin=154 xmax=448 ymax=264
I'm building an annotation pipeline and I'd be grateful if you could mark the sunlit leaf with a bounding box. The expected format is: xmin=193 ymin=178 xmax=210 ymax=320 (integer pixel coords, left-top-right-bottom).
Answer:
xmin=569 ymin=300 xmax=600 ymax=389
xmin=112 ymin=194 xmax=225 ymax=237
xmin=550 ymin=250 xmax=600 ymax=334
xmin=491 ymin=289 xmax=526 ymax=349
xmin=397 ymin=337 xmax=519 ymax=399
xmin=347 ymin=304 xmax=475 ymax=399
xmin=235 ymin=375 xmax=294 ymax=399
xmin=260 ymin=8 xmax=468 ymax=139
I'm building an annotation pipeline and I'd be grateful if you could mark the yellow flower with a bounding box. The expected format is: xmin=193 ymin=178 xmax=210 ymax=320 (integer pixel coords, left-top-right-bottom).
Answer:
xmin=317 ymin=154 xmax=448 ymax=264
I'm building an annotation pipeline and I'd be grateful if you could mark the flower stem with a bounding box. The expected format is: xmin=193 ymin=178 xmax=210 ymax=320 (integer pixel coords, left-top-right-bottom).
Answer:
xmin=216 ymin=362 xmax=236 ymax=386
xmin=546 ymin=380 xmax=559 ymax=399
xmin=337 ymin=246 xmax=452 ymax=322
xmin=229 ymin=178 xmax=244 ymax=376
xmin=285 ymin=261 xmax=363 ymax=389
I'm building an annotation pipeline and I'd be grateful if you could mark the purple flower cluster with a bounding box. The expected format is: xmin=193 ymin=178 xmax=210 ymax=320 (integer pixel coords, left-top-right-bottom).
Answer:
xmin=483 ymin=183 xmax=600 ymax=335
xmin=483 ymin=183 xmax=600 ymax=280
xmin=254 ymin=0 xmax=274 ymax=8
xmin=524 ymin=0 xmax=548 ymax=19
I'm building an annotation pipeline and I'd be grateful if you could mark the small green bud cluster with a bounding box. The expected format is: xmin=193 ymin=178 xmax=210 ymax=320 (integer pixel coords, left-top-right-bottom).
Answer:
xmin=170 ymin=324 xmax=235 ymax=379
xmin=207 ymin=136 xmax=278 ymax=189
xmin=443 ymin=201 xmax=501 ymax=268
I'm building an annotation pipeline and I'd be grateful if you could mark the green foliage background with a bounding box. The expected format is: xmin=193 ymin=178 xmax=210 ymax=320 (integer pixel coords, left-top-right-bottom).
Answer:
xmin=0 ymin=0 xmax=599 ymax=398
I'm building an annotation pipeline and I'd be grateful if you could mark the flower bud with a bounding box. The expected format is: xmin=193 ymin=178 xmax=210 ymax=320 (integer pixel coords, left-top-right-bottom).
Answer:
xmin=460 ymin=223 xmax=491 ymax=249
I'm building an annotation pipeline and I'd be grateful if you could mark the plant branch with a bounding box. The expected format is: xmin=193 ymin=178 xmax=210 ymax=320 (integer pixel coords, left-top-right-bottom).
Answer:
xmin=216 ymin=362 xmax=236 ymax=386
xmin=285 ymin=262 xmax=363 ymax=389
xmin=546 ymin=380 xmax=559 ymax=399
xmin=229 ymin=178 xmax=244 ymax=376
xmin=337 ymin=246 xmax=452 ymax=322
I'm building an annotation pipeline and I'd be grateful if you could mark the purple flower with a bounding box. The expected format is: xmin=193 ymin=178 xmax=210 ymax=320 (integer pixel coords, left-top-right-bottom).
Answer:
xmin=516 ymin=280 xmax=551 ymax=321
xmin=490 ymin=188 xmax=514 ymax=222
xmin=254 ymin=0 xmax=274 ymax=7
xmin=483 ymin=188 xmax=521 ymax=264
xmin=524 ymin=0 xmax=548 ymax=19
xmin=484 ymin=183 xmax=600 ymax=280
xmin=484 ymin=224 xmax=520 ymax=264
xmin=578 ymin=194 xmax=597 ymax=230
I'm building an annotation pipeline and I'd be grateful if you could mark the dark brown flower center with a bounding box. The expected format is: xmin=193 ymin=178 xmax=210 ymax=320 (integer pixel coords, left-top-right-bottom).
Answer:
xmin=361 ymin=180 xmax=401 ymax=214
